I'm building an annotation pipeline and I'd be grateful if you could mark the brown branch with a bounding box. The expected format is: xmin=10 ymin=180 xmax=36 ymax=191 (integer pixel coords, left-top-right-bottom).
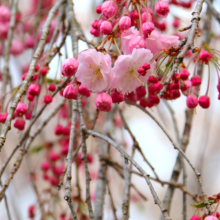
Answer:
xmin=0 ymin=79 xmax=69 ymax=179
xmin=0 ymin=99 xmax=65 ymax=201
xmin=86 ymin=129 xmax=171 ymax=220
xmin=64 ymin=100 xmax=78 ymax=220
xmin=0 ymin=0 xmax=18 ymax=109
xmin=124 ymin=98 xmax=212 ymax=213
xmin=78 ymin=99 xmax=94 ymax=219
xmin=0 ymin=0 xmax=65 ymax=151
xmin=107 ymin=181 xmax=118 ymax=220
xmin=205 ymin=0 xmax=220 ymax=24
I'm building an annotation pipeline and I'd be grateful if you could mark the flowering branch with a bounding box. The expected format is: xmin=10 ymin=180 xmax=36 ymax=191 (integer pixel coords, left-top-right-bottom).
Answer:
xmin=0 ymin=0 xmax=65 ymax=151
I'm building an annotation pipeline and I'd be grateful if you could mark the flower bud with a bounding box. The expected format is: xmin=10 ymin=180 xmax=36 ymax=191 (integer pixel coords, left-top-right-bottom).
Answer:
xmin=44 ymin=94 xmax=53 ymax=103
xmin=15 ymin=102 xmax=27 ymax=116
xmin=111 ymin=91 xmax=124 ymax=103
xmin=142 ymin=22 xmax=154 ymax=38
xmin=186 ymin=95 xmax=198 ymax=109
xmin=191 ymin=76 xmax=201 ymax=86
xmin=48 ymin=84 xmax=56 ymax=92
xmin=63 ymin=84 xmax=78 ymax=100
xmin=79 ymin=85 xmax=90 ymax=97
xmin=96 ymin=5 xmax=102 ymax=14
xmin=199 ymin=50 xmax=212 ymax=64
xmin=119 ymin=16 xmax=131 ymax=31
xmin=14 ymin=118 xmax=25 ymax=130
xmin=102 ymin=1 xmax=117 ymax=19
xmin=179 ymin=69 xmax=189 ymax=81
xmin=61 ymin=58 xmax=79 ymax=77
xmin=198 ymin=96 xmax=210 ymax=109
xmin=100 ymin=21 xmax=112 ymax=35
xmin=0 ymin=5 xmax=11 ymax=22
xmin=95 ymin=93 xmax=112 ymax=112
xmin=0 ymin=112 xmax=7 ymax=123
xmin=28 ymin=84 xmax=41 ymax=96
xmin=155 ymin=1 xmax=170 ymax=18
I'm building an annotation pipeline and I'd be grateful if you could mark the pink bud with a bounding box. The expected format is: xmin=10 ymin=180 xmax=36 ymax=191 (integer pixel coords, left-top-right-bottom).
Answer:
xmin=141 ymin=12 xmax=152 ymax=23
xmin=100 ymin=21 xmax=112 ymax=35
xmin=25 ymin=36 xmax=35 ymax=49
xmin=15 ymin=102 xmax=27 ymax=116
xmin=41 ymin=162 xmax=50 ymax=171
xmin=48 ymin=84 xmax=56 ymax=92
xmin=198 ymin=96 xmax=210 ymax=109
xmin=199 ymin=50 xmax=212 ymax=64
xmin=179 ymin=69 xmax=189 ymax=80
xmin=10 ymin=40 xmax=24 ymax=56
xmin=155 ymin=1 xmax=170 ymax=18
xmin=0 ymin=22 xmax=9 ymax=39
xmin=191 ymin=76 xmax=201 ymax=86
xmin=143 ymin=63 xmax=151 ymax=70
xmin=0 ymin=112 xmax=7 ymax=123
xmin=0 ymin=5 xmax=11 ymax=22
xmin=130 ymin=10 xmax=139 ymax=20
xmin=28 ymin=84 xmax=41 ymax=96
xmin=95 ymin=93 xmax=112 ymax=112
xmin=50 ymin=177 xmax=59 ymax=186
xmin=27 ymin=94 xmax=34 ymax=102
xmin=96 ymin=5 xmax=102 ymax=14
xmin=25 ymin=110 xmax=32 ymax=120
xmin=79 ymin=85 xmax=90 ymax=97
xmin=54 ymin=125 xmax=64 ymax=135
xmin=186 ymin=95 xmax=198 ymax=109
xmin=61 ymin=58 xmax=79 ymax=78
xmin=14 ymin=118 xmax=25 ymax=130
xmin=90 ymin=27 xmax=100 ymax=37
xmin=91 ymin=20 xmax=100 ymax=30
xmin=101 ymin=1 xmax=117 ymax=19
xmin=119 ymin=16 xmax=131 ymax=31
xmin=137 ymin=67 xmax=146 ymax=76
xmin=63 ymin=84 xmax=78 ymax=100
xmin=173 ymin=18 xmax=180 ymax=28
xmin=190 ymin=215 xmax=201 ymax=220
xmin=147 ymin=76 xmax=159 ymax=84
xmin=49 ymin=152 xmax=60 ymax=161
xmin=44 ymin=94 xmax=53 ymax=104
xmin=111 ymin=91 xmax=124 ymax=103
xmin=136 ymin=86 xmax=146 ymax=99
xmin=40 ymin=68 xmax=47 ymax=76
xmin=142 ymin=22 xmax=154 ymax=38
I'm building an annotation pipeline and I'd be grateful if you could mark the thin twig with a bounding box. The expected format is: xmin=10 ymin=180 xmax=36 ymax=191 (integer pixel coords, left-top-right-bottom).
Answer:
xmin=0 ymin=0 xmax=65 ymax=151
xmin=205 ymin=0 xmax=220 ymax=24
xmin=124 ymin=98 xmax=212 ymax=213
xmin=64 ymin=100 xmax=78 ymax=220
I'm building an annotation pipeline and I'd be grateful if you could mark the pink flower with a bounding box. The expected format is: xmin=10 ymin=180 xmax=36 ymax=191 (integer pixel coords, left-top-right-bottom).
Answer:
xmin=61 ymin=58 xmax=79 ymax=77
xmin=0 ymin=5 xmax=11 ymax=22
xmin=10 ymin=40 xmax=24 ymax=56
xmin=95 ymin=93 xmax=112 ymax=112
xmin=111 ymin=91 xmax=124 ymax=103
xmin=76 ymin=49 xmax=112 ymax=93
xmin=15 ymin=102 xmax=27 ymax=116
xmin=199 ymin=50 xmax=212 ymax=64
xmin=112 ymin=48 xmax=155 ymax=94
xmin=155 ymin=1 xmax=170 ymax=18
xmin=204 ymin=216 xmax=218 ymax=220
xmin=14 ymin=118 xmax=25 ymax=130
xmin=146 ymin=30 xmax=179 ymax=55
xmin=119 ymin=16 xmax=131 ymax=31
xmin=48 ymin=84 xmax=56 ymax=92
xmin=101 ymin=1 xmax=117 ymax=19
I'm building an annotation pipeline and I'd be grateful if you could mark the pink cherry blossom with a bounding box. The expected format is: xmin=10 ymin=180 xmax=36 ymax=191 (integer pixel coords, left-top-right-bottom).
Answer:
xmin=204 ymin=216 xmax=218 ymax=220
xmin=95 ymin=93 xmax=112 ymax=112
xmin=75 ymin=49 xmax=112 ymax=93
xmin=0 ymin=5 xmax=11 ymax=23
xmin=112 ymin=48 xmax=155 ymax=94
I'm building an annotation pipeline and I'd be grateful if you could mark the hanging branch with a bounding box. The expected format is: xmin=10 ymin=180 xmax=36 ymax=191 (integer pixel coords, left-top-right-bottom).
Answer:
xmin=118 ymin=107 xmax=161 ymax=181
xmin=86 ymin=129 xmax=172 ymax=220
xmin=0 ymin=0 xmax=65 ymax=151
xmin=205 ymin=0 xmax=220 ymax=24
xmin=78 ymin=99 xmax=94 ymax=219
xmin=107 ymin=181 xmax=118 ymax=220
xmin=64 ymin=100 xmax=78 ymax=220
xmin=0 ymin=78 xmax=70 ymax=179
xmin=124 ymin=99 xmax=213 ymax=214
xmin=0 ymin=0 xmax=18 ymax=109
xmin=159 ymin=0 xmax=205 ymax=97
xmin=0 ymin=99 xmax=66 ymax=201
